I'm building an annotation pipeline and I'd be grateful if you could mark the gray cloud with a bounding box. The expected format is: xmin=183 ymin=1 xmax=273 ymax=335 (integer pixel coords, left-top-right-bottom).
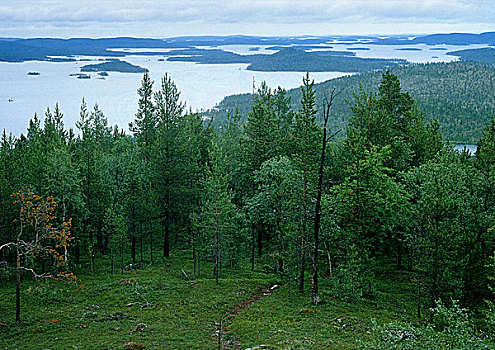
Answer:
xmin=0 ymin=0 xmax=493 ymax=37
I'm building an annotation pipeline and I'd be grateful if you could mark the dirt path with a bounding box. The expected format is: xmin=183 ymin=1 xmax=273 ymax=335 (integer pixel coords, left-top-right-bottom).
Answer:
xmin=214 ymin=283 xmax=280 ymax=350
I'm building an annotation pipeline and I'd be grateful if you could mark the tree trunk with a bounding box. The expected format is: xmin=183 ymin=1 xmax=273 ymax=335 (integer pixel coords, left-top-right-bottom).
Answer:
xmin=193 ymin=236 xmax=197 ymax=276
xmin=111 ymin=241 xmax=114 ymax=275
xmin=325 ymin=242 xmax=332 ymax=278
xmin=149 ymin=220 xmax=153 ymax=263
xmin=278 ymin=207 xmax=284 ymax=275
xmin=131 ymin=235 xmax=136 ymax=264
xmin=190 ymin=225 xmax=196 ymax=276
xmin=396 ymin=237 xmax=402 ymax=270
xmin=121 ymin=235 xmax=124 ymax=275
xmin=41 ymin=256 xmax=46 ymax=274
xmin=251 ymin=223 xmax=255 ymax=271
xmin=299 ymin=220 xmax=306 ymax=294
xmin=257 ymin=225 xmax=262 ymax=258
xmin=417 ymin=271 xmax=421 ymax=321
xmin=214 ymin=194 xmax=219 ymax=284
xmin=312 ymin=105 xmax=330 ymax=304
xmin=15 ymin=234 xmax=21 ymax=324
xmin=90 ymin=247 xmax=94 ymax=274
xmin=74 ymin=239 xmax=80 ymax=265
xmin=163 ymin=212 xmax=170 ymax=258
xmin=140 ymin=234 xmax=143 ymax=262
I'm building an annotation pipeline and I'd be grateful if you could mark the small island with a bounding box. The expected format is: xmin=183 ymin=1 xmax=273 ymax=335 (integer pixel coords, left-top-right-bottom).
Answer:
xmin=80 ymin=60 xmax=148 ymax=73
xmin=69 ymin=73 xmax=91 ymax=79
xmin=396 ymin=47 xmax=423 ymax=51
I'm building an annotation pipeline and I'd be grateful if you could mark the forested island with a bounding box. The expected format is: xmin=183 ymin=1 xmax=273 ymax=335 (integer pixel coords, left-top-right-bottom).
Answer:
xmin=1 ymin=68 xmax=495 ymax=349
xmin=80 ymin=60 xmax=148 ymax=73
xmin=246 ymin=48 xmax=407 ymax=72
xmin=166 ymin=47 xmax=406 ymax=72
xmin=1 ymin=32 xmax=495 ymax=63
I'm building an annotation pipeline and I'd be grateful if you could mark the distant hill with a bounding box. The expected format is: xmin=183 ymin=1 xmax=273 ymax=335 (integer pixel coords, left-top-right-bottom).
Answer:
xmin=207 ymin=61 xmax=495 ymax=144
xmin=375 ymin=31 xmax=495 ymax=45
xmin=0 ymin=37 xmax=173 ymax=62
xmin=2 ymin=33 xmax=495 ymax=63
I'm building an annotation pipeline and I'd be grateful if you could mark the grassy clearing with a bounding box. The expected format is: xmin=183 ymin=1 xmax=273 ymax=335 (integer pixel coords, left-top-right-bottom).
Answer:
xmin=229 ymin=264 xmax=418 ymax=349
xmin=0 ymin=254 xmax=417 ymax=349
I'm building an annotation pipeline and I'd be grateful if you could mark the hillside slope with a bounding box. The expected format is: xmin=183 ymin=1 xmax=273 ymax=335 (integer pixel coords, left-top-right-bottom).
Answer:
xmin=208 ymin=61 xmax=495 ymax=143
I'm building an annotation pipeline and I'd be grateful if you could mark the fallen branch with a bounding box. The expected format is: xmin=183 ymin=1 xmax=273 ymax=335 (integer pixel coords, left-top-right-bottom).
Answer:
xmin=182 ymin=268 xmax=192 ymax=281
xmin=125 ymin=301 xmax=152 ymax=309
xmin=126 ymin=286 xmax=153 ymax=309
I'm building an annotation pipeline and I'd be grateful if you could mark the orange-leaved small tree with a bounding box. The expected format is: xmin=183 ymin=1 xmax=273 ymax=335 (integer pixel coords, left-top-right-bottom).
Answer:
xmin=0 ymin=188 xmax=75 ymax=324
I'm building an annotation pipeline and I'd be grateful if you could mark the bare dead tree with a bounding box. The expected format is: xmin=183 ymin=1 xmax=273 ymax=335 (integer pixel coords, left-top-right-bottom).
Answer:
xmin=312 ymin=88 xmax=342 ymax=305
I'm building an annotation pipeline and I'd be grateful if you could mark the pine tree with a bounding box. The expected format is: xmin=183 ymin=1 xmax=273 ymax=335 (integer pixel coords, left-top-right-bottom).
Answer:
xmin=196 ymin=137 xmax=238 ymax=283
xmin=291 ymin=73 xmax=320 ymax=293
xmin=153 ymin=73 xmax=185 ymax=258
xmin=129 ymin=72 xmax=156 ymax=153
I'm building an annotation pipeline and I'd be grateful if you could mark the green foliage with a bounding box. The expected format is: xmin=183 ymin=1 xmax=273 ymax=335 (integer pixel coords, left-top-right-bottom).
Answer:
xmin=209 ymin=61 xmax=495 ymax=143
xmin=362 ymin=300 xmax=492 ymax=349
xmin=1 ymin=67 xmax=495 ymax=349
xmin=194 ymin=136 xmax=244 ymax=281
xmin=404 ymin=148 xmax=495 ymax=311
xmin=248 ymin=156 xmax=303 ymax=279
xmin=448 ymin=47 xmax=495 ymax=65
xmin=246 ymin=48 xmax=407 ymax=73
xmin=80 ymin=60 xmax=148 ymax=73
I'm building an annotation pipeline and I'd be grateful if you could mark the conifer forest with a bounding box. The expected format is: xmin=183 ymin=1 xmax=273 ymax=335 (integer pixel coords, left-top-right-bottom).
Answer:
xmin=1 ymin=68 xmax=495 ymax=349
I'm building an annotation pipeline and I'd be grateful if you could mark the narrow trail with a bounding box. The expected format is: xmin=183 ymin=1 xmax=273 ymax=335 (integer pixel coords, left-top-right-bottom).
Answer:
xmin=214 ymin=283 xmax=280 ymax=350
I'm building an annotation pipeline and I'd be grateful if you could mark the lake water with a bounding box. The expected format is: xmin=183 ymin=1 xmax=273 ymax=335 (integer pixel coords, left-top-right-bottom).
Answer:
xmin=454 ymin=144 xmax=477 ymax=154
xmin=0 ymin=42 xmax=488 ymax=135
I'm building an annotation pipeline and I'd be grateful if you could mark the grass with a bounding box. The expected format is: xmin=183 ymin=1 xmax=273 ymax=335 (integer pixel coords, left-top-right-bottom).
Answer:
xmin=0 ymin=253 xmax=418 ymax=349
xmin=229 ymin=263 xmax=418 ymax=349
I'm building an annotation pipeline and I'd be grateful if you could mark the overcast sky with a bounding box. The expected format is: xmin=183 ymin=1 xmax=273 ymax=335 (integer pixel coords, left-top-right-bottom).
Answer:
xmin=1 ymin=0 xmax=494 ymax=38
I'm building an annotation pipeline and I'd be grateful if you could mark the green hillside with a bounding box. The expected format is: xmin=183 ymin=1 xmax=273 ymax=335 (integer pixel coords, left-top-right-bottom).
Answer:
xmin=208 ymin=61 xmax=495 ymax=143
xmin=448 ymin=47 xmax=495 ymax=65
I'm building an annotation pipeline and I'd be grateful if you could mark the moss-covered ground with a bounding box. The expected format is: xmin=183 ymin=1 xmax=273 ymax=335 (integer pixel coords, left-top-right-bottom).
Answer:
xmin=0 ymin=253 xmax=417 ymax=349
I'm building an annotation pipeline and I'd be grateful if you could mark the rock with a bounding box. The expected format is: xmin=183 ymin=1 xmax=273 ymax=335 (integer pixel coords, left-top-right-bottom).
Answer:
xmin=122 ymin=342 xmax=146 ymax=349
xmin=124 ymin=263 xmax=144 ymax=271
xmin=134 ymin=323 xmax=147 ymax=332
xmin=299 ymin=308 xmax=316 ymax=314
xmin=118 ymin=278 xmax=137 ymax=285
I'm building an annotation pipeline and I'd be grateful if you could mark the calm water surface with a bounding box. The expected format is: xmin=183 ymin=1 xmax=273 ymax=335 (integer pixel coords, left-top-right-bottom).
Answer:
xmin=0 ymin=43 xmax=488 ymax=135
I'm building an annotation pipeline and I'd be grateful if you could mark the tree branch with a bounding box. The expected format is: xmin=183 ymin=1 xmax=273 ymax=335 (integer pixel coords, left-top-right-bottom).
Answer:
xmin=0 ymin=242 xmax=15 ymax=251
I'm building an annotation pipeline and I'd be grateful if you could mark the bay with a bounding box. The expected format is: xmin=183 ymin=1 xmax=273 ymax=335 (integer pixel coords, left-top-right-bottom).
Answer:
xmin=0 ymin=42 xmax=489 ymax=135
xmin=0 ymin=56 xmax=346 ymax=135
